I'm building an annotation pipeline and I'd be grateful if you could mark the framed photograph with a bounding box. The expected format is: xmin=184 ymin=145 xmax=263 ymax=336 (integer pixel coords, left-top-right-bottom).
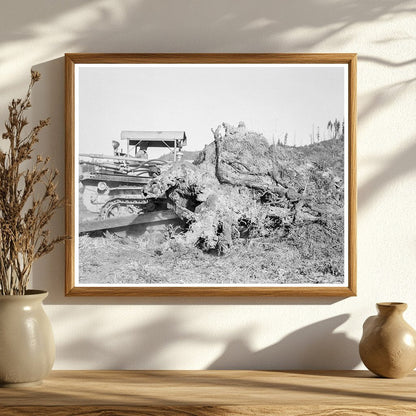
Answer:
xmin=65 ymin=53 xmax=356 ymax=296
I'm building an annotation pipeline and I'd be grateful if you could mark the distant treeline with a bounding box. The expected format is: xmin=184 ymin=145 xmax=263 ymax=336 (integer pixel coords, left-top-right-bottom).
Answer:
xmin=276 ymin=118 xmax=345 ymax=147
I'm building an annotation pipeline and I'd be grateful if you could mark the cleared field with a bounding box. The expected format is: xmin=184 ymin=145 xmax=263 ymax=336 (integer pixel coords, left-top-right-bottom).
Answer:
xmin=78 ymin=228 xmax=343 ymax=285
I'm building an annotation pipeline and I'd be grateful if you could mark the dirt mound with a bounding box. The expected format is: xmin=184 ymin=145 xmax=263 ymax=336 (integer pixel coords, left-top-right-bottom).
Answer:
xmin=195 ymin=123 xmax=275 ymax=190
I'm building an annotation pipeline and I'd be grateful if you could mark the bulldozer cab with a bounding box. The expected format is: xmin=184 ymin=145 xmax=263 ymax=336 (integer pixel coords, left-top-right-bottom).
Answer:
xmin=120 ymin=131 xmax=187 ymax=162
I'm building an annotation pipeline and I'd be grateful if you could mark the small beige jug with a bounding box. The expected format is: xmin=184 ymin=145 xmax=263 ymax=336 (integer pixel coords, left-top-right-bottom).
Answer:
xmin=0 ymin=290 xmax=55 ymax=387
xmin=359 ymin=302 xmax=416 ymax=378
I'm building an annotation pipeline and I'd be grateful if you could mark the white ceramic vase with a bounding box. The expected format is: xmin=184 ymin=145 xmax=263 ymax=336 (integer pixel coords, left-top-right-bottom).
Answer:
xmin=0 ymin=290 xmax=55 ymax=387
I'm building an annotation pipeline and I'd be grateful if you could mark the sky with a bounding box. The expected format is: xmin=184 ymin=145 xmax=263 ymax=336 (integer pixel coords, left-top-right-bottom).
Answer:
xmin=77 ymin=64 xmax=346 ymax=157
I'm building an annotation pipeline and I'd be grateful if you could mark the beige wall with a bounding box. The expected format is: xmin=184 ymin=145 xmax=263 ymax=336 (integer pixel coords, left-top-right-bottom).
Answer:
xmin=1 ymin=0 xmax=415 ymax=369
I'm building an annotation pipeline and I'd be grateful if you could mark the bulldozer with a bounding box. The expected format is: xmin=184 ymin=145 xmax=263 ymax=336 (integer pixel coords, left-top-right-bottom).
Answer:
xmin=78 ymin=131 xmax=187 ymax=234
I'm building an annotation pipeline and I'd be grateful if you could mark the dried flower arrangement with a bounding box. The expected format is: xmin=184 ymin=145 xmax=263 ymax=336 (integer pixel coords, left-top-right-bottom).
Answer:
xmin=0 ymin=71 xmax=64 ymax=295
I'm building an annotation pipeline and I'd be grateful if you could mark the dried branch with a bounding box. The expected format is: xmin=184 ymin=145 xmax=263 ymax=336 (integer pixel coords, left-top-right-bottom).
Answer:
xmin=0 ymin=71 xmax=65 ymax=295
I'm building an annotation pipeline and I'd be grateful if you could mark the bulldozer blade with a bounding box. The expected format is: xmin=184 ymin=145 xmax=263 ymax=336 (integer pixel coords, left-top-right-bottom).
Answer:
xmin=79 ymin=210 xmax=178 ymax=233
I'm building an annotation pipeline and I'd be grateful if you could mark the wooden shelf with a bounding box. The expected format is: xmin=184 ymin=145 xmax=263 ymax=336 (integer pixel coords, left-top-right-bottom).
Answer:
xmin=1 ymin=370 xmax=415 ymax=415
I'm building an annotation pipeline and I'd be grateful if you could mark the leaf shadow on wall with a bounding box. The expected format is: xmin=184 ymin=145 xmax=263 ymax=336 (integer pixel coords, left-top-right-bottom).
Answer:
xmin=358 ymin=139 xmax=416 ymax=210
xmin=54 ymin=312 xmax=215 ymax=369
xmin=0 ymin=0 xmax=414 ymax=97
xmin=53 ymin=308 xmax=359 ymax=370
xmin=207 ymin=314 xmax=360 ymax=370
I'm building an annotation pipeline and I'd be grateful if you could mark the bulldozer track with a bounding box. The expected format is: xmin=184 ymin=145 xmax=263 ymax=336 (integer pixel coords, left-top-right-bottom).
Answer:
xmin=99 ymin=196 xmax=154 ymax=219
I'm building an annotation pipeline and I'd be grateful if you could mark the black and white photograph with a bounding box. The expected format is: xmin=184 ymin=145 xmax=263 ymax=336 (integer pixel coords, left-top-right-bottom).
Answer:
xmin=66 ymin=55 xmax=356 ymax=295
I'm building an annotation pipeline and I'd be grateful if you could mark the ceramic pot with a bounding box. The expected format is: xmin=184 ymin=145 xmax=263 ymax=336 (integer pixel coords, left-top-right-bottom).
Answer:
xmin=359 ymin=302 xmax=416 ymax=378
xmin=0 ymin=290 xmax=55 ymax=387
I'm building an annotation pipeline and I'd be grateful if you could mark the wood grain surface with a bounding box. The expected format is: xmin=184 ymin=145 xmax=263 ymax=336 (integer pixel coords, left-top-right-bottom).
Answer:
xmin=1 ymin=370 xmax=415 ymax=415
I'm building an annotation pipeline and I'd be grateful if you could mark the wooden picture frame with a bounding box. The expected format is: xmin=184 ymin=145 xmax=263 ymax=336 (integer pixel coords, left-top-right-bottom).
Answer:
xmin=65 ymin=53 xmax=356 ymax=296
